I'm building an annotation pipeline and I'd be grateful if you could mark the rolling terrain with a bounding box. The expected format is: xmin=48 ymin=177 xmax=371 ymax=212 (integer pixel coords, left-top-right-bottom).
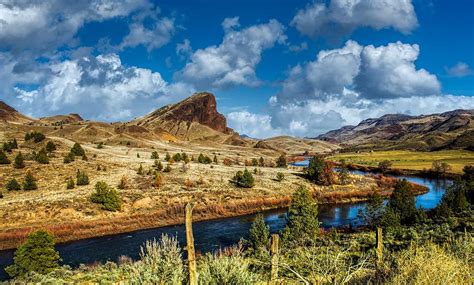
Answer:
xmin=318 ymin=110 xmax=474 ymax=151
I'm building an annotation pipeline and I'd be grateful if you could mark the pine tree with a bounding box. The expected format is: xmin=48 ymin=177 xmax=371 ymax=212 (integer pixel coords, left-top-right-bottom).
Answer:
xmin=90 ymin=181 xmax=121 ymax=211
xmin=6 ymin=179 xmax=21 ymax=191
xmin=35 ymin=148 xmax=49 ymax=164
xmin=282 ymin=186 xmax=319 ymax=246
xmin=231 ymin=168 xmax=255 ymax=188
xmin=63 ymin=152 xmax=75 ymax=164
xmin=150 ymin=151 xmax=159 ymax=160
xmin=364 ymin=190 xmax=384 ymax=227
xmin=259 ymin=157 xmax=264 ymax=167
xmin=276 ymin=155 xmax=287 ymax=168
xmin=305 ymin=156 xmax=335 ymax=186
xmin=165 ymin=153 xmax=171 ymax=161
xmin=45 ymin=141 xmax=56 ymax=153
xmin=5 ymin=230 xmax=60 ymax=278
xmin=66 ymin=177 xmax=75 ymax=189
xmin=249 ymin=214 xmax=270 ymax=252
xmin=173 ymin=153 xmax=182 ymax=162
xmin=14 ymin=152 xmax=25 ymax=169
xmin=163 ymin=164 xmax=172 ymax=172
xmin=137 ymin=163 xmax=144 ymax=175
xmin=213 ymin=155 xmax=218 ymax=164
xmin=386 ymin=179 xmax=417 ymax=225
xmin=23 ymin=171 xmax=38 ymax=190
xmin=70 ymin=142 xmax=85 ymax=156
xmin=76 ymin=170 xmax=89 ymax=186
xmin=0 ymin=150 xmax=10 ymax=164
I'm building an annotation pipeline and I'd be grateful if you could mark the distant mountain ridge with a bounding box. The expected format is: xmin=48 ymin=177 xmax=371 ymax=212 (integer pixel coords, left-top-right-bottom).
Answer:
xmin=317 ymin=109 xmax=474 ymax=151
xmin=0 ymin=101 xmax=34 ymax=123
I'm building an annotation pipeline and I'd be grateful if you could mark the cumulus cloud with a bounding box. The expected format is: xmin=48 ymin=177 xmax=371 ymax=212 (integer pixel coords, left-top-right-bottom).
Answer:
xmin=227 ymin=111 xmax=283 ymax=138
xmin=120 ymin=18 xmax=175 ymax=51
xmin=178 ymin=18 xmax=286 ymax=88
xmin=0 ymin=0 xmax=151 ymax=52
xmin=230 ymin=40 xmax=471 ymax=138
xmin=445 ymin=62 xmax=473 ymax=77
xmin=13 ymin=54 xmax=194 ymax=121
xmin=355 ymin=41 xmax=440 ymax=99
xmin=291 ymin=0 xmax=418 ymax=38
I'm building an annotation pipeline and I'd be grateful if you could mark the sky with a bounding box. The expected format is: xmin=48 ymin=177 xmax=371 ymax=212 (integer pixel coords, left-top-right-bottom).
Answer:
xmin=0 ymin=0 xmax=473 ymax=138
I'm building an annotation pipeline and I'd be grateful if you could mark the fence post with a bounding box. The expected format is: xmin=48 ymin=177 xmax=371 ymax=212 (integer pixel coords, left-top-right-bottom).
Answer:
xmin=376 ymin=227 xmax=383 ymax=266
xmin=270 ymin=234 xmax=280 ymax=284
xmin=186 ymin=203 xmax=197 ymax=285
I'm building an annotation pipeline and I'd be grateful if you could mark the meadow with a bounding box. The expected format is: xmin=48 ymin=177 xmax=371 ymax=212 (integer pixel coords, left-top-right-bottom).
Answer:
xmin=330 ymin=150 xmax=474 ymax=174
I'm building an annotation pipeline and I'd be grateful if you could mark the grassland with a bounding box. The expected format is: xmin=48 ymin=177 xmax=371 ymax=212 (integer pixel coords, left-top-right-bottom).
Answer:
xmin=329 ymin=149 xmax=474 ymax=174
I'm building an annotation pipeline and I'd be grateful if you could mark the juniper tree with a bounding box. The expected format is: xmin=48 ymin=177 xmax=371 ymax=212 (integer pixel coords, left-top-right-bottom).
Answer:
xmin=213 ymin=154 xmax=218 ymax=164
xmin=66 ymin=177 xmax=75 ymax=189
xmin=45 ymin=141 xmax=56 ymax=153
xmin=276 ymin=155 xmax=287 ymax=168
xmin=249 ymin=214 xmax=270 ymax=253
xmin=165 ymin=152 xmax=171 ymax=161
xmin=386 ymin=179 xmax=417 ymax=225
xmin=63 ymin=152 xmax=75 ymax=164
xmin=137 ymin=163 xmax=144 ymax=175
xmin=231 ymin=168 xmax=255 ymax=188
xmin=259 ymin=157 xmax=264 ymax=167
xmin=90 ymin=181 xmax=121 ymax=211
xmin=276 ymin=172 xmax=284 ymax=182
xmin=150 ymin=151 xmax=159 ymax=160
xmin=70 ymin=142 xmax=85 ymax=156
xmin=35 ymin=148 xmax=49 ymax=164
xmin=6 ymin=179 xmax=21 ymax=191
xmin=14 ymin=152 xmax=25 ymax=169
xmin=252 ymin=158 xmax=258 ymax=167
xmin=23 ymin=171 xmax=38 ymax=190
xmin=76 ymin=170 xmax=90 ymax=186
xmin=282 ymin=186 xmax=319 ymax=247
xmin=5 ymin=230 xmax=60 ymax=278
xmin=0 ymin=150 xmax=10 ymax=164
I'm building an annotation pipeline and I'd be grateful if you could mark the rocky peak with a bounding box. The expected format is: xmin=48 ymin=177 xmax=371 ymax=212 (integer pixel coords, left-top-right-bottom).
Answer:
xmin=148 ymin=92 xmax=232 ymax=134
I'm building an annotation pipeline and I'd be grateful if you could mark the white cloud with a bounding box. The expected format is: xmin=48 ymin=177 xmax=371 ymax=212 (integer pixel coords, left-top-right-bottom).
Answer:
xmin=288 ymin=42 xmax=308 ymax=53
xmin=355 ymin=41 xmax=440 ymax=99
xmin=222 ymin=17 xmax=240 ymax=32
xmin=445 ymin=62 xmax=473 ymax=77
xmin=178 ymin=19 xmax=286 ymax=88
xmin=120 ymin=17 xmax=175 ymax=51
xmin=0 ymin=0 xmax=151 ymax=52
xmin=14 ymin=53 xmax=194 ymax=121
xmin=291 ymin=0 xmax=418 ymax=38
xmin=176 ymin=39 xmax=193 ymax=60
xmin=227 ymin=111 xmax=283 ymax=138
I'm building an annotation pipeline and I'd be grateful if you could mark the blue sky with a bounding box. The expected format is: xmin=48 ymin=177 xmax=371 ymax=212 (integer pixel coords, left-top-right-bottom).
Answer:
xmin=0 ymin=0 xmax=473 ymax=137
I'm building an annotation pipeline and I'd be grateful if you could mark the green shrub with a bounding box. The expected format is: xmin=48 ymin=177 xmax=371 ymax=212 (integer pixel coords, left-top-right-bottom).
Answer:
xmin=154 ymin=160 xmax=163 ymax=171
xmin=165 ymin=152 xmax=171 ymax=161
xmin=276 ymin=172 xmax=284 ymax=182
xmin=304 ymin=156 xmax=335 ymax=185
xmin=252 ymin=158 xmax=258 ymax=166
xmin=198 ymin=247 xmax=258 ymax=285
xmin=90 ymin=181 xmax=121 ymax=211
xmin=387 ymin=179 xmax=417 ymax=225
xmin=150 ymin=151 xmax=159 ymax=159
xmin=45 ymin=141 xmax=56 ymax=152
xmin=248 ymin=214 xmax=270 ymax=253
xmin=23 ymin=171 xmax=38 ymax=190
xmin=63 ymin=152 xmax=75 ymax=163
xmin=3 ymin=139 xmax=18 ymax=152
xmin=231 ymin=169 xmax=255 ymax=188
xmin=282 ymin=186 xmax=319 ymax=247
xmin=0 ymin=150 xmax=11 ymax=164
xmin=66 ymin=178 xmax=75 ymax=189
xmin=14 ymin=152 xmax=25 ymax=168
xmin=163 ymin=165 xmax=172 ymax=172
xmin=172 ymin=153 xmax=182 ymax=162
xmin=76 ymin=170 xmax=89 ymax=186
xmin=5 ymin=230 xmax=60 ymax=278
xmin=276 ymin=155 xmax=287 ymax=167
xmin=25 ymin=131 xmax=45 ymax=143
xmin=35 ymin=148 xmax=49 ymax=164
xmin=6 ymin=179 xmax=21 ymax=191
xmin=70 ymin=142 xmax=85 ymax=156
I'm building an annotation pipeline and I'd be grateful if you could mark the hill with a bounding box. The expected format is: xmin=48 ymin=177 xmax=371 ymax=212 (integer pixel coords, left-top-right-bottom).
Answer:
xmin=317 ymin=110 xmax=474 ymax=151
xmin=0 ymin=101 xmax=34 ymax=123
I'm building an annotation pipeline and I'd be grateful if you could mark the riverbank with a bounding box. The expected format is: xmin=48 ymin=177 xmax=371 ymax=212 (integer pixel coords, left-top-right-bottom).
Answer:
xmin=0 ymin=173 xmax=427 ymax=251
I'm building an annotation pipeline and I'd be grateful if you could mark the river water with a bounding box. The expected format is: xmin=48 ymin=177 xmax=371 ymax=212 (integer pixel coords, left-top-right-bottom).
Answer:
xmin=0 ymin=167 xmax=450 ymax=280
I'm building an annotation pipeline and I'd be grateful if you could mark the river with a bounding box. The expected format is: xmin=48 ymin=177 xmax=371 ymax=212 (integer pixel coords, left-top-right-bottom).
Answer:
xmin=0 ymin=168 xmax=451 ymax=280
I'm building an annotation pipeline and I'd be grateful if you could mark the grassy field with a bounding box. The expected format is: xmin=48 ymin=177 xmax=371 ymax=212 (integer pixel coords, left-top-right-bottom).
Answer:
xmin=329 ymin=150 xmax=474 ymax=174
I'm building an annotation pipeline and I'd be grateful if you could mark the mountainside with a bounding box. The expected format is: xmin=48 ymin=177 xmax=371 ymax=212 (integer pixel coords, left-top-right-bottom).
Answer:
xmin=38 ymin=113 xmax=84 ymax=125
xmin=0 ymin=101 xmax=34 ymax=123
xmin=318 ymin=110 xmax=474 ymax=151
xmin=132 ymin=92 xmax=234 ymax=141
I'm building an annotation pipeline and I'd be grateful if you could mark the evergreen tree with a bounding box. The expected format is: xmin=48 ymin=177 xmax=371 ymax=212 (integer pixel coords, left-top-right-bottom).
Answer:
xmin=14 ymin=152 xmax=25 ymax=169
xmin=163 ymin=164 xmax=172 ymax=172
xmin=76 ymin=170 xmax=89 ymax=186
xmin=165 ymin=152 xmax=171 ymax=161
xmin=173 ymin=153 xmax=182 ymax=162
xmin=0 ymin=150 xmax=11 ymax=164
xmin=11 ymin=138 xmax=18 ymax=149
xmin=35 ymin=148 xmax=49 ymax=164
xmin=364 ymin=191 xmax=385 ymax=227
xmin=6 ymin=179 xmax=21 ymax=191
xmin=23 ymin=171 xmax=38 ymax=190
xmin=213 ymin=155 xmax=218 ymax=164
xmin=45 ymin=141 xmax=56 ymax=153
xmin=282 ymin=186 xmax=319 ymax=246
xmin=276 ymin=155 xmax=287 ymax=168
xmin=259 ymin=157 xmax=264 ymax=167
xmin=63 ymin=152 xmax=75 ymax=164
xmin=249 ymin=214 xmax=270 ymax=252
xmin=90 ymin=181 xmax=122 ymax=211
xmin=150 ymin=151 xmax=159 ymax=160
xmin=66 ymin=177 xmax=75 ymax=189
xmin=252 ymin=158 xmax=258 ymax=167
xmin=305 ymin=156 xmax=335 ymax=185
xmin=231 ymin=168 xmax=255 ymax=188
xmin=276 ymin=172 xmax=285 ymax=182
xmin=137 ymin=163 xmax=144 ymax=175
xmin=386 ymin=179 xmax=417 ymax=225
xmin=5 ymin=230 xmax=60 ymax=278
xmin=70 ymin=142 xmax=85 ymax=156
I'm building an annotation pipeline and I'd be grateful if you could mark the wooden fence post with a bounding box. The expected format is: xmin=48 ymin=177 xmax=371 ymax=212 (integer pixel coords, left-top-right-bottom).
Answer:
xmin=186 ymin=203 xmax=197 ymax=285
xmin=376 ymin=227 xmax=383 ymax=266
xmin=270 ymin=234 xmax=280 ymax=284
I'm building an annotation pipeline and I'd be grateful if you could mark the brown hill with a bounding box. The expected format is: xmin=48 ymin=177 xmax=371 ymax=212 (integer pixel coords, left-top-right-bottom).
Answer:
xmin=317 ymin=110 xmax=474 ymax=151
xmin=38 ymin=113 xmax=83 ymax=125
xmin=0 ymin=101 xmax=33 ymax=123
xmin=132 ymin=92 xmax=234 ymax=141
